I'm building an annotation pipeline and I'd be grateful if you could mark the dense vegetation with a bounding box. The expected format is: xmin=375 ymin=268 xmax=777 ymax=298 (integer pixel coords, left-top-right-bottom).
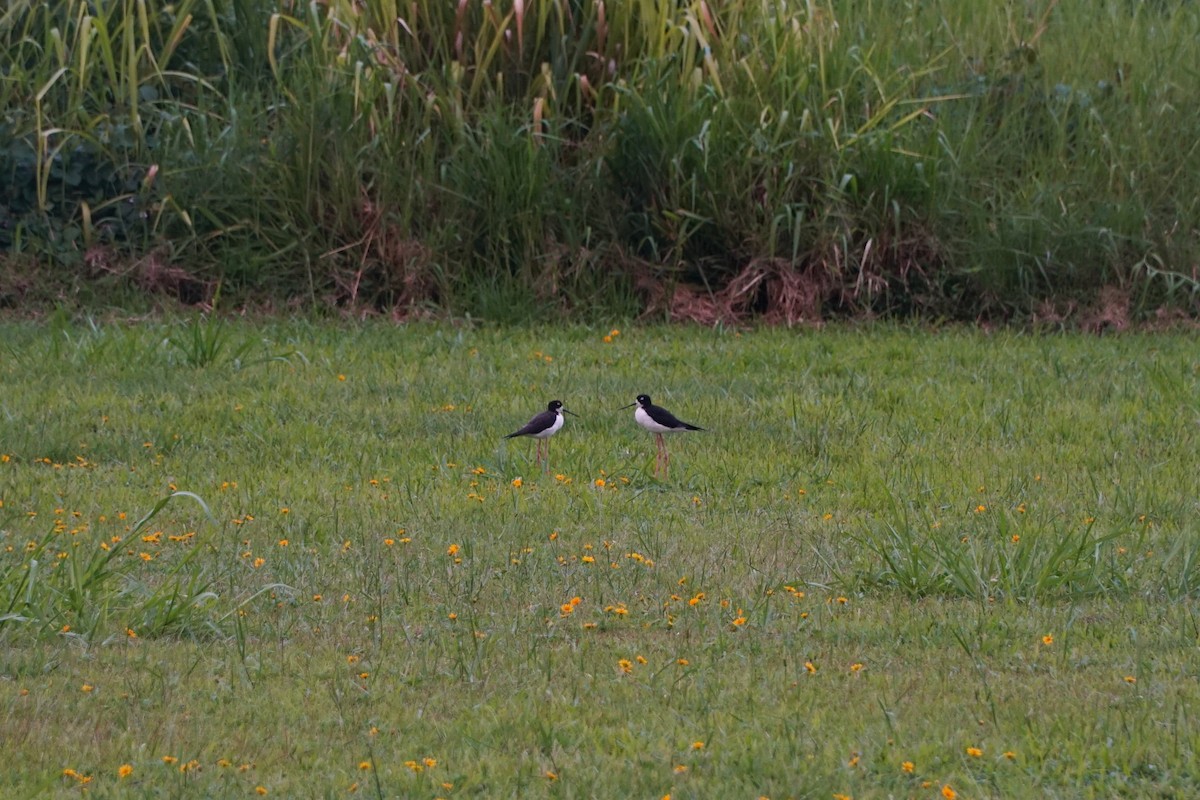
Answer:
xmin=2 ymin=1 xmax=1199 ymax=322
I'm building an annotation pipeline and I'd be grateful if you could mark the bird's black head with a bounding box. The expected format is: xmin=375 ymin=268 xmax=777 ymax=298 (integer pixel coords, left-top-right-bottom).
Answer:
xmin=548 ymin=399 xmax=579 ymax=416
xmin=636 ymin=394 xmax=651 ymax=407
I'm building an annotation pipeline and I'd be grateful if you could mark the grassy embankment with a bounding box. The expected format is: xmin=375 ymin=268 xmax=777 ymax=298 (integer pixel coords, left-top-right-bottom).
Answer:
xmin=2 ymin=0 xmax=1199 ymax=321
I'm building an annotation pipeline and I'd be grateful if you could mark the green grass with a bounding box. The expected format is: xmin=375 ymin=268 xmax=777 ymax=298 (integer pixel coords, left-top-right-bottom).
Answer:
xmin=3 ymin=320 xmax=1200 ymax=797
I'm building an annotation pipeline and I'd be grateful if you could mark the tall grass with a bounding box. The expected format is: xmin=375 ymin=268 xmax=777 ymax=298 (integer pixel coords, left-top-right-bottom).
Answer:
xmin=2 ymin=0 xmax=1198 ymax=320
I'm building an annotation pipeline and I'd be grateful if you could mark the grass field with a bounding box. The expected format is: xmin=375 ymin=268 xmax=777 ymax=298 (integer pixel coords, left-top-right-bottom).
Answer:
xmin=3 ymin=319 xmax=1200 ymax=798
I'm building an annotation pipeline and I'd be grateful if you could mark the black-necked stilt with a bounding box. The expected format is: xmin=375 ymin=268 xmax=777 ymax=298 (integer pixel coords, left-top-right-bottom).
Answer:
xmin=619 ymin=394 xmax=705 ymax=477
xmin=504 ymin=399 xmax=578 ymax=472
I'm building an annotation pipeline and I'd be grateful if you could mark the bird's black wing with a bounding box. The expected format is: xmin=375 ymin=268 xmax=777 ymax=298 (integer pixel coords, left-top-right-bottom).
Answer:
xmin=505 ymin=410 xmax=554 ymax=438
xmin=648 ymin=406 xmax=705 ymax=432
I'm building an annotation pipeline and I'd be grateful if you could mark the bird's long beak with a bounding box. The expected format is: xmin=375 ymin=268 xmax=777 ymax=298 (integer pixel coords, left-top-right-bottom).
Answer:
xmin=563 ymin=408 xmax=580 ymax=417
xmin=617 ymin=402 xmax=636 ymax=410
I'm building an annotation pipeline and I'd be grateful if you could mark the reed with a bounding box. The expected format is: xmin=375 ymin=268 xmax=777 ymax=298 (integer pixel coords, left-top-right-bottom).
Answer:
xmin=2 ymin=1 xmax=1197 ymax=321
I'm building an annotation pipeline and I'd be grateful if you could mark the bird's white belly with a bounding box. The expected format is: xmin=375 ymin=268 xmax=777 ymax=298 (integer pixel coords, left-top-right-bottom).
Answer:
xmin=635 ymin=406 xmax=675 ymax=434
xmin=532 ymin=413 xmax=564 ymax=438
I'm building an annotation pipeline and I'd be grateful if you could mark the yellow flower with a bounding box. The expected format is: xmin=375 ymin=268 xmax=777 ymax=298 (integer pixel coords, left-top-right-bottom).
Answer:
xmin=850 ymin=663 xmax=863 ymax=672
xmin=1124 ymin=675 xmax=1137 ymax=684
xmin=673 ymin=764 xmax=687 ymax=774
xmin=511 ymin=477 xmax=523 ymax=488
xmin=359 ymin=761 xmax=371 ymax=770
xmin=941 ymin=785 xmax=956 ymax=800
xmin=805 ymin=661 xmax=817 ymax=674
xmin=162 ymin=756 xmax=178 ymax=764
xmin=691 ymin=741 xmax=704 ymax=750
xmin=1042 ymin=635 xmax=1054 ymax=645
xmin=81 ymin=684 xmax=94 ymax=693
xmin=594 ymin=478 xmax=606 ymax=488
xmin=256 ymin=786 xmax=268 ymax=796
xmin=423 ymin=758 xmax=437 ymax=768
xmin=618 ymin=658 xmax=633 ymax=674
xmin=1003 ymin=750 xmax=1017 ymax=760
xmin=118 ymin=764 xmax=133 ymax=778
xmin=966 ymin=746 xmax=982 ymax=757
xmin=447 ymin=544 xmax=460 ymax=556
xmin=901 ymin=761 xmax=914 ymax=773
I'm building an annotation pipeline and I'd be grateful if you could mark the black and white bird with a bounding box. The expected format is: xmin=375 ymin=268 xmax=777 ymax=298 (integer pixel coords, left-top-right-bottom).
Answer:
xmin=619 ymin=394 xmax=705 ymax=477
xmin=504 ymin=399 xmax=578 ymax=472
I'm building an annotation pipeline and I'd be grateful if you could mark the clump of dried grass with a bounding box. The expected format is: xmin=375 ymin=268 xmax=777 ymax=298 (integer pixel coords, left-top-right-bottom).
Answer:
xmin=84 ymin=247 xmax=212 ymax=307
xmin=324 ymin=190 xmax=438 ymax=318
xmin=636 ymin=258 xmax=833 ymax=326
